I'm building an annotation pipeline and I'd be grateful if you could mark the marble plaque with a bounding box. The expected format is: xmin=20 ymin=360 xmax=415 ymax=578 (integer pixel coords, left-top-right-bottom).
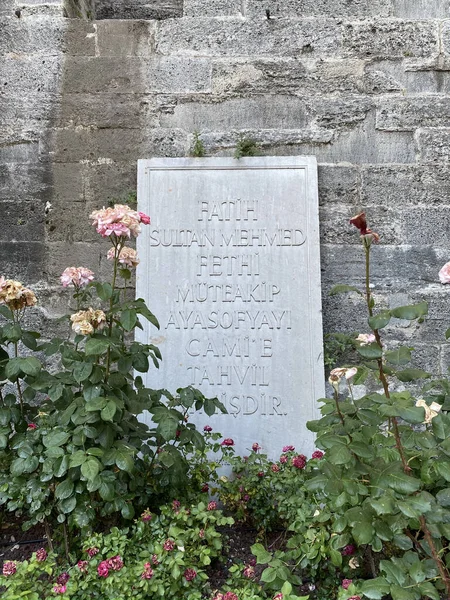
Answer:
xmin=136 ymin=157 xmax=324 ymax=459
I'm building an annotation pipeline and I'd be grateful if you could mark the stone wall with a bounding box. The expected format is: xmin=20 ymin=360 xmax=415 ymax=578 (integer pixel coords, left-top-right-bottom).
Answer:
xmin=2 ymin=0 xmax=450 ymax=375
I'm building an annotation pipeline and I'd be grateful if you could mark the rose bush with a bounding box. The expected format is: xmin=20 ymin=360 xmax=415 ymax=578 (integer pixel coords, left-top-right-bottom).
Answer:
xmin=0 ymin=204 xmax=225 ymax=555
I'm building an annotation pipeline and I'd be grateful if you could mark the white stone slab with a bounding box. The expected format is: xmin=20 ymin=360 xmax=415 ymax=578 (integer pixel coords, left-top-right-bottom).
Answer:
xmin=136 ymin=157 xmax=324 ymax=460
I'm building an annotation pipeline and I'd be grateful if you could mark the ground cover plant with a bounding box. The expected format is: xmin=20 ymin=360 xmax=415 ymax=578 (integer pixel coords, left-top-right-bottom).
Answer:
xmin=1 ymin=210 xmax=450 ymax=600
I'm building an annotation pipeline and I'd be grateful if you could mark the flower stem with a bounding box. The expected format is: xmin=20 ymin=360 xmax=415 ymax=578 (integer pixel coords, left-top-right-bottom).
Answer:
xmin=13 ymin=341 xmax=24 ymax=415
xmin=105 ymin=237 xmax=123 ymax=381
xmin=420 ymin=515 xmax=450 ymax=597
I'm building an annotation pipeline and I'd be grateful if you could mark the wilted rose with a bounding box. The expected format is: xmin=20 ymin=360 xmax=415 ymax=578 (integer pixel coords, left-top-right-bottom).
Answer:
xmin=415 ymin=398 xmax=442 ymax=424
xmin=439 ymin=262 xmax=450 ymax=284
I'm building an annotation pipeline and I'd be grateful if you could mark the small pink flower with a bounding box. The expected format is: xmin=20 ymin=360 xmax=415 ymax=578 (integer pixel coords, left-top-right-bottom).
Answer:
xmin=86 ymin=547 xmax=99 ymax=558
xmin=292 ymin=454 xmax=307 ymax=469
xmin=107 ymin=555 xmax=123 ymax=571
xmin=184 ymin=568 xmax=197 ymax=581
xmin=199 ymin=529 xmax=205 ymax=539
xmin=201 ymin=484 xmax=209 ymax=493
xmin=248 ymin=558 xmax=256 ymax=567
xmin=208 ymin=501 xmax=217 ymax=511
xmin=56 ymin=573 xmax=70 ymax=585
xmin=60 ymin=266 xmax=94 ymax=288
xmin=139 ymin=212 xmax=151 ymax=225
xmin=271 ymin=463 xmax=280 ymax=472
xmin=141 ymin=509 xmax=152 ymax=522
xmin=252 ymin=443 xmax=261 ymax=452
xmin=312 ymin=450 xmax=324 ymax=459
xmin=224 ymin=593 xmax=239 ymax=600
xmin=221 ymin=438 xmax=234 ymax=446
xmin=151 ymin=554 xmax=159 ymax=565
xmin=282 ymin=445 xmax=295 ymax=453
xmin=163 ymin=539 xmax=175 ymax=551
xmin=36 ymin=548 xmax=47 ymax=562
xmin=348 ymin=597 xmax=361 ymax=600
xmin=27 ymin=423 xmax=37 ymax=430
xmin=141 ymin=562 xmax=154 ymax=580
xmin=280 ymin=455 xmax=288 ymax=464
xmin=173 ymin=499 xmax=181 ymax=512
xmin=97 ymin=561 xmax=109 ymax=577
xmin=107 ymin=246 xmax=139 ymax=268
xmin=342 ymin=544 xmax=356 ymax=556
xmin=257 ymin=471 xmax=264 ymax=477
xmin=342 ymin=579 xmax=353 ymax=589
xmin=243 ymin=494 xmax=250 ymax=502
xmin=273 ymin=595 xmax=283 ymax=600
xmin=77 ymin=560 xmax=88 ymax=573
xmin=356 ymin=333 xmax=376 ymax=346
xmin=243 ymin=565 xmax=255 ymax=579
xmin=52 ymin=584 xmax=67 ymax=594
xmin=440 ymin=262 xmax=450 ymax=284
xmin=2 ymin=561 xmax=16 ymax=576
xmin=203 ymin=425 xmax=212 ymax=432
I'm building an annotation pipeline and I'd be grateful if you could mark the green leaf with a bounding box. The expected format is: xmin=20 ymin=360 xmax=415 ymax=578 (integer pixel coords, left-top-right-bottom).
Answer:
xmin=120 ymin=309 xmax=137 ymax=332
xmin=357 ymin=343 xmax=383 ymax=359
xmin=85 ymin=337 xmax=111 ymax=356
xmin=5 ymin=358 xmax=23 ymax=380
xmin=101 ymin=400 xmax=117 ymax=422
xmin=353 ymin=521 xmax=374 ymax=544
xmin=396 ymin=369 xmax=431 ymax=382
xmin=435 ymin=461 xmax=450 ymax=482
xmin=117 ymin=355 xmax=133 ymax=374
xmin=328 ymin=444 xmax=353 ymax=465
xmin=81 ymin=457 xmax=100 ymax=481
xmin=397 ymin=405 xmax=428 ymax=424
xmin=55 ymin=479 xmax=74 ymax=500
xmin=157 ymin=417 xmax=179 ymax=441
xmin=115 ymin=446 xmax=135 ymax=473
xmin=330 ymin=284 xmax=363 ymax=296
xmin=329 ymin=549 xmax=342 ymax=567
xmin=119 ymin=268 xmax=131 ymax=281
xmin=385 ymin=347 xmax=412 ymax=366
xmin=361 ymin=578 xmax=391 ymax=600
xmin=43 ymin=431 xmax=70 ymax=448
xmin=19 ymin=357 xmax=41 ymax=376
xmin=418 ymin=582 xmax=440 ymax=600
xmin=95 ymin=282 xmax=113 ymax=301
xmin=368 ymin=310 xmax=391 ymax=330
xmin=69 ymin=451 xmax=87 ymax=468
xmin=121 ymin=503 xmax=135 ymax=519
xmin=391 ymin=301 xmax=428 ymax=321
xmin=73 ymin=362 xmax=93 ymax=383
xmin=436 ymin=488 xmax=450 ymax=507
xmin=390 ymin=585 xmax=416 ymax=600
xmin=59 ymin=495 xmax=77 ymax=514
xmin=387 ymin=472 xmax=421 ymax=494
xmin=251 ymin=543 xmax=272 ymax=564
xmin=446 ymin=328 xmax=450 ymax=340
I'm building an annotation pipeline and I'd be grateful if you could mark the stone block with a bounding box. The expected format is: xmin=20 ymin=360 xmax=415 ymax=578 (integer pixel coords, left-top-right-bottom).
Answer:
xmin=0 ymin=163 xmax=52 ymax=201
xmin=96 ymin=20 xmax=156 ymax=57
xmin=160 ymin=96 xmax=310 ymax=131
xmin=377 ymin=97 xmax=450 ymax=131
xmin=95 ymin=0 xmax=183 ymax=19
xmin=440 ymin=20 xmax=450 ymax=59
xmin=56 ymin=93 xmax=159 ymax=129
xmin=45 ymin=241 xmax=108 ymax=283
xmin=184 ymin=0 xmax=243 ymax=17
xmin=402 ymin=207 xmax=450 ymax=247
xmin=51 ymin=163 xmax=86 ymax=203
xmin=45 ymin=200 xmax=105 ymax=243
xmin=318 ymin=165 xmax=361 ymax=207
xmin=62 ymin=56 xmax=211 ymax=94
xmin=364 ymin=59 xmax=450 ymax=95
xmin=362 ymin=165 xmax=450 ymax=207
xmin=40 ymin=127 xmax=189 ymax=162
xmin=156 ymin=17 xmax=341 ymax=57
xmin=0 ymin=141 xmax=40 ymax=164
xmin=0 ymin=16 xmax=95 ymax=56
xmin=0 ymin=241 xmax=46 ymax=283
xmin=310 ymin=97 xmax=374 ymax=131
xmin=0 ymin=200 xmax=46 ymax=242
xmin=0 ymin=55 xmax=63 ymax=95
xmin=80 ymin=161 xmax=138 ymax=205
xmin=417 ymin=127 xmax=450 ymax=162
xmin=392 ymin=0 xmax=450 ymax=18
xmin=343 ymin=20 xmax=439 ymax=59
xmin=246 ymin=0 xmax=391 ymax=18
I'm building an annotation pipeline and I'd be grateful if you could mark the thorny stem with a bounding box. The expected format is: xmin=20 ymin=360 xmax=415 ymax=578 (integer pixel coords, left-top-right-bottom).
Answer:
xmin=364 ymin=239 xmax=410 ymax=473
xmin=13 ymin=341 xmax=24 ymax=415
xmin=44 ymin=519 xmax=54 ymax=553
xmin=105 ymin=237 xmax=123 ymax=381
xmin=420 ymin=515 xmax=450 ymax=598
xmin=333 ymin=387 xmax=346 ymax=426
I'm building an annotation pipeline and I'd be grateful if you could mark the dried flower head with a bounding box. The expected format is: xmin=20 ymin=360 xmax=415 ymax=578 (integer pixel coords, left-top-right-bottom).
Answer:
xmin=0 ymin=279 xmax=37 ymax=310
xmin=107 ymin=246 xmax=139 ymax=268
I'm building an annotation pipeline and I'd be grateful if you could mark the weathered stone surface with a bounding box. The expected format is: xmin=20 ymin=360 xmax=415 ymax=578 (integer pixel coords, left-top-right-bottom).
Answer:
xmin=96 ymin=20 xmax=156 ymax=56
xmin=416 ymin=127 xmax=450 ymax=162
xmin=343 ymin=20 xmax=439 ymax=59
xmin=0 ymin=56 xmax=63 ymax=95
xmin=364 ymin=59 xmax=450 ymax=94
xmin=95 ymin=0 xmax=183 ymax=20
xmin=62 ymin=56 xmax=212 ymax=93
xmin=80 ymin=161 xmax=138 ymax=205
xmin=0 ymin=16 xmax=95 ymax=55
xmin=40 ymin=127 xmax=189 ymax=162
xmin=317 ymin=165 xmax=361 ymax=207
xmin=160 ymin=96 xmax=310 ymax=130
xmin=392 ymin=0 xmax=450 ymax=18
xmin=56 ymin=93 xmax=159 ymax=129
xmin=320 ymin=205 xmax=402 ymax=245
xmin=402 ymin=208 xmax=450 ymax=247
xmin=184 ymin=0 xmax=243 ymax=17
xmin=156 ymin=18 xmax=341 ymax=57
xmin=377 ymin=97 xmax=450 ymax=131
xmin=362 ymin=165 xmax=450 ymax=207
xmin=0 ymin=163 xmax=51 ymax=201
xmin=246 ymin=0 xmax=392 ymax=18
xmin=0 ymin=201 xmax=46 ymax=241
xmin=0 ymin=242 xmax=46 ymax=283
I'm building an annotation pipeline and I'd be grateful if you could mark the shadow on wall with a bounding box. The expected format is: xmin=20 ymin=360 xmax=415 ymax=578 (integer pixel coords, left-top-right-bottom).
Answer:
xmin=64 ymin=0 xmax=183 ymax=19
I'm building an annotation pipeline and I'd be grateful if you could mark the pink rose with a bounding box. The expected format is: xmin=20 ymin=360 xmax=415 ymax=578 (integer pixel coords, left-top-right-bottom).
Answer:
xmin=342 ymin=579 xmax=353 ymax=589
xmin=52 ymin=584 xmax=67 ymax=594
xmin=252 ymin=443 xmax=261 ymax=452
xmin=208 ymin=501 xmax=217 ymax=511
xmin=312 ymin=450 xmax=324 ymax=459
xmin=440 ymin=262 xmax=450 ymax=284
xmin=139 ymin=212 xmax=151 ymax=225
xmin=184 ymin=568 xmax=197 ymax=581
xmin=141 ymin=563 xmax=154 ymax=580
xmin=60 ymin=266 xmax=94 ymax=288
xmin=203 ymin=425 xmax=212 ymax=432
xmin=356 ymin=333 xmax=376 ymax=346
xmin=97 ymin=561 xmax=109 ymax=577
xmin=36 ymin=548 xmax=47 ymax=562
xmin=282 ymin=445 xmax=295 ymax=453
xmin=3 ymin=561 xmax=16 ymax=576
xmin=292 ymin=454 xmax=307 ymax=469
xmin=271 ymin=464 xmax=280 ymax=472
xmin=221 ymin=438 xmax=234 ymax=446
xmin=27 ymin=423 xmax=37 ymax=430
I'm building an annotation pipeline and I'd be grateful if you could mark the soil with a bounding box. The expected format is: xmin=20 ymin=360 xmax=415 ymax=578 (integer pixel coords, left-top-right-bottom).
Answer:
xmin=0 ymin=514 xmax=46 ymax=567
